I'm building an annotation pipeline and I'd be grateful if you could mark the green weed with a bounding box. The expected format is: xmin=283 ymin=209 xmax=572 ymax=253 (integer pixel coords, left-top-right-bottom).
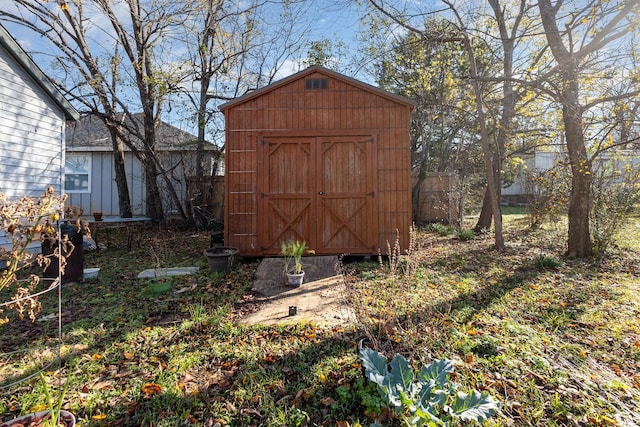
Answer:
xmin=456 ymin=228 xmax=475 ymax=241
xmin=534 ymin=253 xmax=563 ymax=269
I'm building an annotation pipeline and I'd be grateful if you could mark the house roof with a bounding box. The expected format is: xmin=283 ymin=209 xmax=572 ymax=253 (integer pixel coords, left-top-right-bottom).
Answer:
xmin=66 ymin=113 xmax=213 ymax=152
xmin=0 ymin=24 xmax=79 ymax=121
xmin=219 ymin=65 xmax=416 ymax=112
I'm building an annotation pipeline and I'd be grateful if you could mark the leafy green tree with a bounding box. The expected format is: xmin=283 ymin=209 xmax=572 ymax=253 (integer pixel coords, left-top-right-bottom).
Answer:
xmin=302 ymin=38 xmax=347 ymax=70
xmin=373 ymin=23 xmax=481 ymax=219
xmin=365 ymin=0 xmax=506 ymax=250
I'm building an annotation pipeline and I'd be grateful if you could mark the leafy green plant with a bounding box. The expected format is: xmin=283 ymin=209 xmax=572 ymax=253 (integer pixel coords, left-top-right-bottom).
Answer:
xmin=353 ymin=376 xmax=388 ymax=417
xmin=534 ymin=253 xmax=562 ymax=269
xmin=359 ymin=347 xmax=498 ymax=426
xmin=280 ymin=240 xmax=309 ymax=274
xmin=456 ymin=229 xmax=474 ymax=242
xmin=188 ymin=299 xmax=206 ymax=322
xmin=427 ymin=223 xmax=455 ymax=236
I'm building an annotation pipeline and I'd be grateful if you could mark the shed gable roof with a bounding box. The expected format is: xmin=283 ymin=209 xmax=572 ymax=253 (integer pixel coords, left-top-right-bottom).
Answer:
xmin=0 ymin=24 xmax=79 ymax=121
xmin=219 ymin=66 xmax=415 ymax=112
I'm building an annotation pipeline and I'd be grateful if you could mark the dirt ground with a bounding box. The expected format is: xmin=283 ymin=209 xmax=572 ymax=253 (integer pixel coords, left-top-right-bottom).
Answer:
xmin=238 ymin=256 xmax=356 ymax=326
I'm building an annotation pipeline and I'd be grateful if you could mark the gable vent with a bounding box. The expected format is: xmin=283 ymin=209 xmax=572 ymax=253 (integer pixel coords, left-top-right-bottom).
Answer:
xmin=305 ymin=78 xmax=328 ymax=90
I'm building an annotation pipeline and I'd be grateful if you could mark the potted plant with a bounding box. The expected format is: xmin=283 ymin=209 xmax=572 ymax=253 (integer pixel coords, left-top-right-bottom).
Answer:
xmin=92 ymin=211 xmax=103 ymax=221
xmin=203 ymin=247 xmax=239 ymax=272
xmin=280 ymin=240 xmax=309 ymax=287
xmin=0 ymin=373 xmax=75 ymax=427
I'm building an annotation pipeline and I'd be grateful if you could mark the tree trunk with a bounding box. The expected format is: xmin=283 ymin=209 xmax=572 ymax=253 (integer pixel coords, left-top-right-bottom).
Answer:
xmin=563 ymin=91 xmax=593 ymax=257
xmin=474 ymin=0 xmax=518 ymax=235
xmin=411 ymin=175 xmax=426 ymax=222
xmin=474 ymin=185 xmax=493 ymax=232
xmin=194 ymin=72 xmax=210 ymax=210
xmin=141 ymin=108 xmax=164 ymax=221
xmin=474 ymin=150 xmax=501 ymax=233
xmin=455 ymin=29 xmax=504 ymax=250
xmin=538 ymin=0 xmax=593 ymax=257
xmin=141 ymin=153 xmax=164 ymax=221
xmin=108 ymin=128 xmax=133 ymax=218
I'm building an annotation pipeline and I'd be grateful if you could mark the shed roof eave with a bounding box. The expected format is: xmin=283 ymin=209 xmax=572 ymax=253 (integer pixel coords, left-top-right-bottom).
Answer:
xmin=219 ymin=65 xmax=415 ymax=112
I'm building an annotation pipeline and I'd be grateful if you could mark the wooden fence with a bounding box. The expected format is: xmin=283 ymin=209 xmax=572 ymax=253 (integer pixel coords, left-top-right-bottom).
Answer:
xmin=187 ymin=176 xmax=224 ymax=221
xmin=412 ymin=172 xmax=460 ymax=226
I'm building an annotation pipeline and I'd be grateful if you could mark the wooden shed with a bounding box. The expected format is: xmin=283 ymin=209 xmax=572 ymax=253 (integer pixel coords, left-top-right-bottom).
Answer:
xmin=220 ymin=66 xmax=414 ymax=256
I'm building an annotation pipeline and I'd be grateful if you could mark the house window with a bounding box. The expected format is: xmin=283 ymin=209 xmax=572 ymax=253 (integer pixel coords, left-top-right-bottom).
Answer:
xmin=65 ymin=153 xmax=91 ymax=193
xmin=305 ymin=78 xmax=328 ymax=90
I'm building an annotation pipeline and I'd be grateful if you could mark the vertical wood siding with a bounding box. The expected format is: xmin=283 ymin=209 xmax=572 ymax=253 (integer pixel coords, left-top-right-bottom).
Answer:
xmin=224 ymin=69 xmax=412 ymax=256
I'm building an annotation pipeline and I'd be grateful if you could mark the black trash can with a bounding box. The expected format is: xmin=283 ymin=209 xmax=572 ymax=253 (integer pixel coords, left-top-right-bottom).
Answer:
xmin=42 ymin=224 xmax=84 ymax=283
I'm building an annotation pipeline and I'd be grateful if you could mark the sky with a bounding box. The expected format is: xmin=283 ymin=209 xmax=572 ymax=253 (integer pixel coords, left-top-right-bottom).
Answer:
xmin=0 ymin=0 xmax=375 ymax=137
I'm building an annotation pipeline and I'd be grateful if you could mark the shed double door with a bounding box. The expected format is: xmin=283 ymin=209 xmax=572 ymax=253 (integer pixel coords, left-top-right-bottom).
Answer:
xmin=258 ymin=135 xmax=377 ymax=255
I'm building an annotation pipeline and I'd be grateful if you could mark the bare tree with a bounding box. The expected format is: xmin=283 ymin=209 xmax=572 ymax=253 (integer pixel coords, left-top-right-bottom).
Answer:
xmin=444 ymin=0 xmax=504 ymax=250
xmin=474 ymin=0 xmax=532 ymax=233
xmin=1 ymin=1 xmax=135 ymax=218
xmin=175 ymin=0 xmax=311 ymax=213
xmin=1 ymin=0 xmax=194 ymax=221
xmin=537 ymin=0 xmax=639 ymax=257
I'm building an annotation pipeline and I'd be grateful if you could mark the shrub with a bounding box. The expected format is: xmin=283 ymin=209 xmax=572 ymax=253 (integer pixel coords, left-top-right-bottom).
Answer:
xmin=456 ymin=228 xmax=474 ymax=241
xmin=534 ymin=254 xmax=562 ymax=270
xmin=0 ymin=188 xmax=67 ymax=324
xmin=427 ymin=223 xmax=455 ymax=236
xmin=523 ymin=163 xmax=570 ymax=229
xmin=590 ymin=157 xmax=640 ymax=256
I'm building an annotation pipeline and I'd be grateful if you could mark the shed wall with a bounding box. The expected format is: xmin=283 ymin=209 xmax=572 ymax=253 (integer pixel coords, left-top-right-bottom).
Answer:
xmin=224 ymin=71 xmax=412 ymax=255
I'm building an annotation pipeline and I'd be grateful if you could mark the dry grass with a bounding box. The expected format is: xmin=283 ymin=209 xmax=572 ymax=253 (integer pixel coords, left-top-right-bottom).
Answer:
xmin=0 ymin=213 xmax=638 ymax=426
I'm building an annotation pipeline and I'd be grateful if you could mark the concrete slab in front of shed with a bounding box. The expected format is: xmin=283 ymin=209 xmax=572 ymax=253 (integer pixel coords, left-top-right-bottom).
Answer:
xmin=239 ymin=256 xmax=356 ymax=326
xmin=137 ymin=267 xmax=199 ymax=279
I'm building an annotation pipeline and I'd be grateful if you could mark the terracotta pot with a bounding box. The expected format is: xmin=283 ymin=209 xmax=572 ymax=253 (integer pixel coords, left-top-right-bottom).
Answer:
xmin=1 ymin=410 xmax=76 ymax=427
xmin=203 ymin=247 xmax=238 ymax=272
xmin=92 ymin=212 xmax=103 ymax=221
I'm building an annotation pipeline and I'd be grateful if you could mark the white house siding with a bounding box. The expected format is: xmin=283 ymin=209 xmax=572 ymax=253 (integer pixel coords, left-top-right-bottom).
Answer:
xmin=0 ymin=44 xmax=65 ymax=198
xmin=503 ymin=152 xmax=559 ymax=197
